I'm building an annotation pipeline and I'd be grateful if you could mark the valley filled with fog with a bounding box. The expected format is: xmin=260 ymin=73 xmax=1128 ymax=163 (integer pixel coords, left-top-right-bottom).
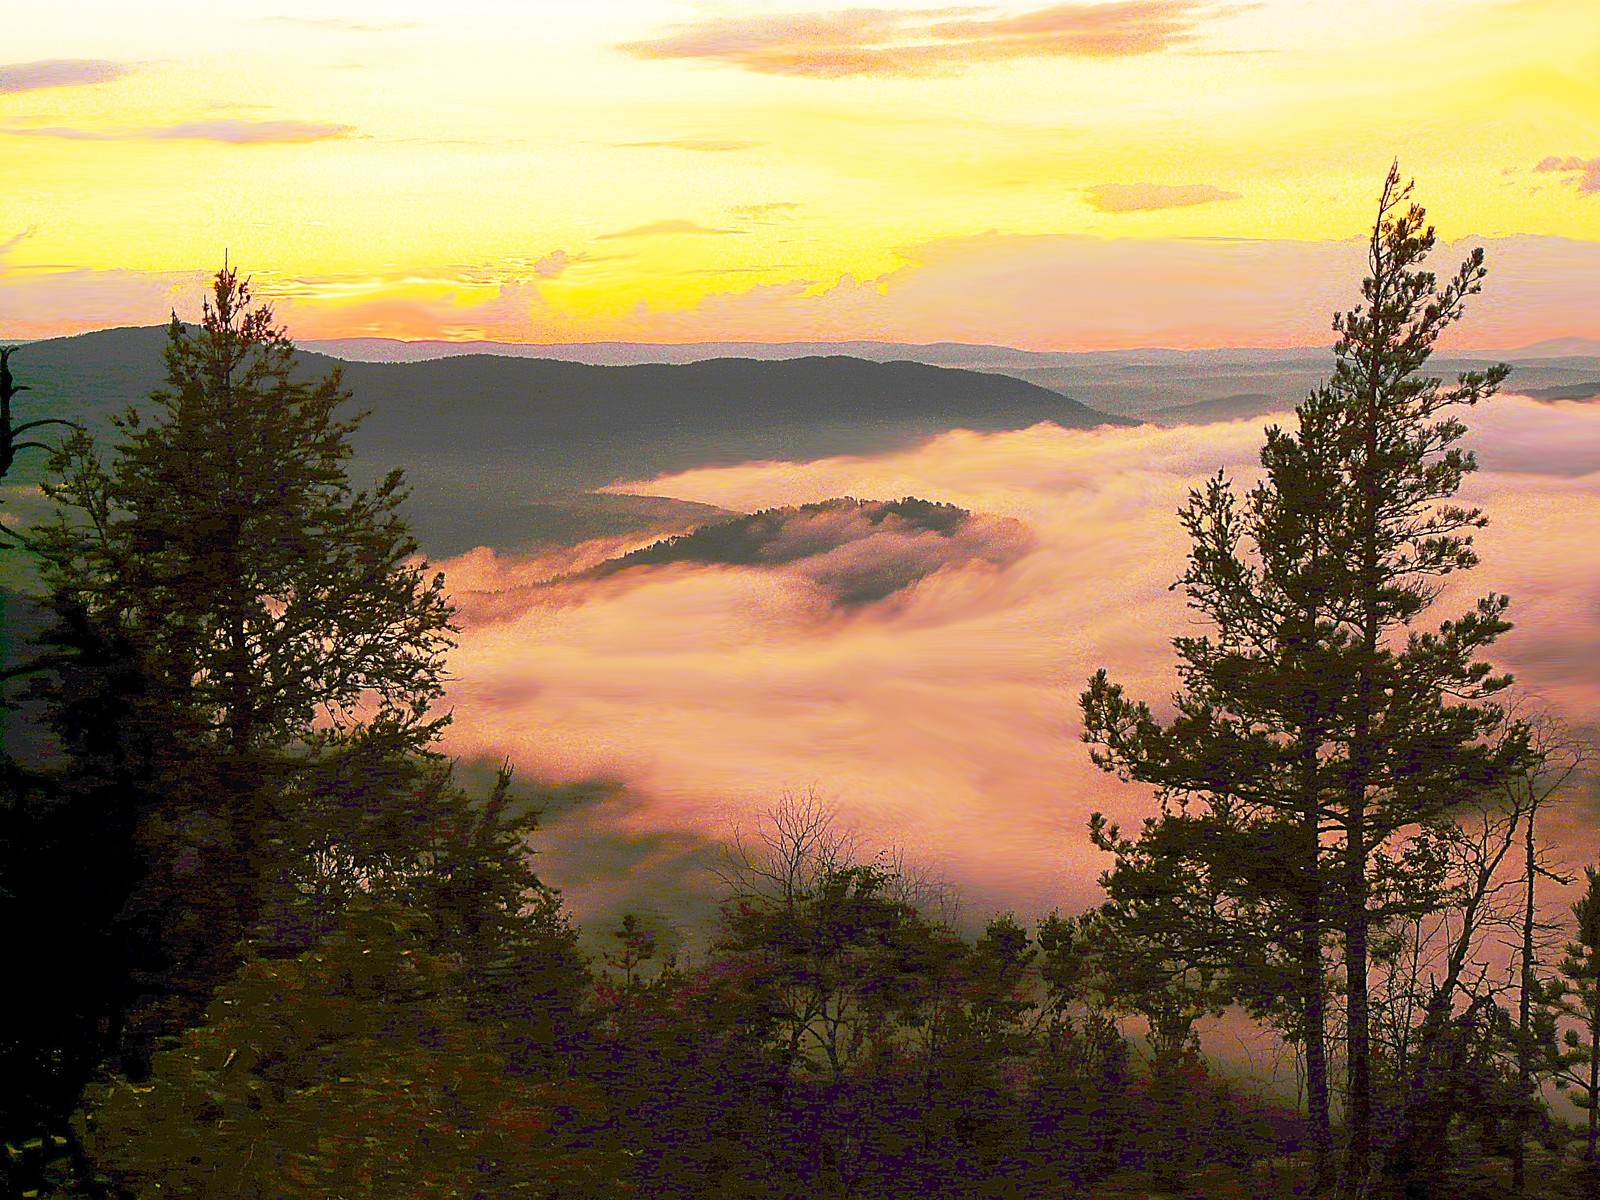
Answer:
xmin=425 ymin=388 xmax=1600 ymax=952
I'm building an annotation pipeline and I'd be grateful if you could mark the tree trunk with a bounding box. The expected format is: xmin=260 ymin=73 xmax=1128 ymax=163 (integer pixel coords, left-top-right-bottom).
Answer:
xmin=1344 ymin=854 xmax=1372 ymax=1196
xmin=1303 ymin=919 xmax=1333 ymax=1192
xmin=1343 ymin=538 xmax=1378 ymax=1197
xmin=1590 ymin=995 xmax=1599 ymax=1164
xmin=1341 ymin=235 xmax=1386 ymax=1199
xmin=1294 ymin=709 xmax=1334 ymax=1194
xmin=1513 ymin=812 xmax=1538 ymax=1192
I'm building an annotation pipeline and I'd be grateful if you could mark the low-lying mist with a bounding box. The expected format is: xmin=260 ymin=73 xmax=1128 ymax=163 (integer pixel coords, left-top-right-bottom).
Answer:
xmin=434 ymin=395 xmax=1600 ymax=947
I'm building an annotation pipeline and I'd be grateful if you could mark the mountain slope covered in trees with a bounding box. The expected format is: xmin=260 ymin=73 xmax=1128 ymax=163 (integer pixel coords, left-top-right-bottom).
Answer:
xmin=4 ymin=328 xmax=1130 ymax=556
xmin=561 ymin=497 xmax=1032 ymax=606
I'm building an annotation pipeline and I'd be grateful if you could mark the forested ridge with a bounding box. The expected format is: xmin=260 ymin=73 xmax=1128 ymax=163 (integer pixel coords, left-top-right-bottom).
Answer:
xmin=0 ymin=329 xmax=1131 ymax=560
xmin=2 ymin=169 xmax=1598 ymax=1200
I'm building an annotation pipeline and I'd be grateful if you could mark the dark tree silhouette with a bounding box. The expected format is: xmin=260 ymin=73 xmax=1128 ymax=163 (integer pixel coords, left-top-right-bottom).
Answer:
xmin=1551 ymin=867 xmax=1600 ymax=1198
xmin=0 ymin=346 xmax=79 ymax=553
xmin=1082 ymin=163 xmax=1526 ymax=1198
xmin=31 ymin=262 xmax=456 ymax=1075
xmin=1 ymin=342 xmax=79 ymax=751
xmin=0 ymin=347 xmax=124 ymax=1197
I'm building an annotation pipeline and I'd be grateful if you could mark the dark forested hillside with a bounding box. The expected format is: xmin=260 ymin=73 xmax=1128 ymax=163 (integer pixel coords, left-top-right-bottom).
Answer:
xmin=3 ymin=328 xmax=1130 ymax=556
xmin=561 ymin=497 xmax=1032 ymax=606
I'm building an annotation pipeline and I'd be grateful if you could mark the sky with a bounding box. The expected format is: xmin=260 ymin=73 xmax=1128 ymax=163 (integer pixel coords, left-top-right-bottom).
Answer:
xmin=2 ymin=0 xmax=1598 ymax=347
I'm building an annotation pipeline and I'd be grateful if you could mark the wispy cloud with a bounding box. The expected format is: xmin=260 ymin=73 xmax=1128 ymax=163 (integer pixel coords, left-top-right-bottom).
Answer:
xmin=1085 ymin=181 xmax=1240 ymax=211
xmin=260 ymin=15 xmax=420 ymax=32
xmin=731 ymin=201 xmax=803 ymax=218
xmin=617 ymin=138 xmax=762 ymax=152
xmin=0 ymin=227 xmax=34 ymax=257
xmin=1535 ymin=154 xmax=1600 ymax=195
xmin=0 ymin=263 xmax=207 ymax=340
xmin=0 ymin=59 xmax=133 ymax=94
xmin=596 ymin=219 xmax=745 ymax=240
xmin=534 ymin=249 xmax=571 ymax=278
xmin=8 ymin=118 xmax=351 ymax=144
xmin=620 ymin=2 xmax=1241 ymax=79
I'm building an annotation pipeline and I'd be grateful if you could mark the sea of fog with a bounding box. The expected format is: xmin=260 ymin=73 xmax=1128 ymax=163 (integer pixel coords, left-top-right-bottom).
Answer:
xmin=430 ymin=393 xmax=1600 ymax=956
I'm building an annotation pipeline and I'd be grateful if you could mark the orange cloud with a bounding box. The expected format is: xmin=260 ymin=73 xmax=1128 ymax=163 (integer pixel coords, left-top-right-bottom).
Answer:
xmin=1536 ymin=154 xmax=1600 ymax=195
xmin=11 ymin=233 xmax=1599 ymax=350
xmin=0 ymin=261 xmax=205 ymax=339
xmin=616 ymin=139 xmax=763 ymax=152
xmin=8 ymin=119 xmax=351 ymax=144
xmin=1086 ymin=181 xmax=1241 ymax=211
xmin=266 ymin=281 xmax=555 ymax=343
xmin=621 ymin=2 xmax=1236 ymax=78
xmin=599 ymin=232 xmax=1600 ymax=350
xmin=596 ymin=219 xmax=746 ymax=240
xmin=0 ymin=59 xmax=132 ymax=94
xmin=533 ymin=250 xmax=571 ymax=278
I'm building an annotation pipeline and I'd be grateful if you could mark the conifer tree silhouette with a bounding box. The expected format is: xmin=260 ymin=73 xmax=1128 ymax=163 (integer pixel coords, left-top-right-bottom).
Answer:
xmin=1082 ymin=164 xmax=1527 ymax=1197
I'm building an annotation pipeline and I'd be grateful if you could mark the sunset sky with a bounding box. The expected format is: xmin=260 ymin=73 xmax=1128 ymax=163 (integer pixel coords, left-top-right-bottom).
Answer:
xmin=3 ymin=0 xmax=1598 ymax=347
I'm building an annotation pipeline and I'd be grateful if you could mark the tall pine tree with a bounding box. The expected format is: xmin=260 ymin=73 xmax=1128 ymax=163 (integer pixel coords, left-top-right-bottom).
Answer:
xmin=33 ymin=263 xmax=457 ymax=1073
xmin=1081 ymin=164 xmax=1526 ymax=1197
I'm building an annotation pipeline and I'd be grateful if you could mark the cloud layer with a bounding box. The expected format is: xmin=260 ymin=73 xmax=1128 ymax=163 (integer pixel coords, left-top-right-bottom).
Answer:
xmin=9 ymin=232 xmax=1599 ymax=348
xmin=0 ymin=59 xmax=132 ymax=94
xmin=10 ymin=119 xmax=351 ymax=144
xmin=622 ymin=2 xmax=1230 ymax=78
xmin=434 ymin=394 xmax=1600 ymax=938
xmin=596 ymin=219 xmax=745 ymax=240
xmin=0 ymin=260 xmax=206 ymax=340
xmin=1086 ymin=181 xmax=1241 ymax=212
xmin=1536 ymin=154 xmax=1600 ymax=195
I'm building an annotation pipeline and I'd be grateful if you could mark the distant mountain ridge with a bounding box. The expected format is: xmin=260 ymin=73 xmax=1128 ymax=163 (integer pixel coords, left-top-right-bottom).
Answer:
xmin=298 ymin=334 xmax=1600 ymax=366
xmin=1146 ymin=393 xmax=1295 ymax=427
xmin=296 ymin=333 xmax=1600 ymax=418
xmin=2 ymin=326 xmax=1129 ymax=559
xmin=346 ymin=351 xmax=1132 ymax=460
xmin=8 ymin=325 xmax=1595 ymax=559
xmin=1521 ymin=381 xmax=1600 ymax=402
xmin=1507 ymin=336 xmax=1600 ymax=357
xmin=14 ymin=326 xmax=1598 ymax=428
xmin=5 ymin=326 xmax=1129 ymax=443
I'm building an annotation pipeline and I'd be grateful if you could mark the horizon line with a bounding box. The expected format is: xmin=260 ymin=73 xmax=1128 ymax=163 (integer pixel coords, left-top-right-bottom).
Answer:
xmin=8 ymin=323 xmax=1593 ymax=359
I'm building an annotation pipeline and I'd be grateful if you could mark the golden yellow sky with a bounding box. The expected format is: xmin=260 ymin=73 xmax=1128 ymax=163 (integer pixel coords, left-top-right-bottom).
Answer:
xmin=2 ymin=0 xmax=1597 ymax=347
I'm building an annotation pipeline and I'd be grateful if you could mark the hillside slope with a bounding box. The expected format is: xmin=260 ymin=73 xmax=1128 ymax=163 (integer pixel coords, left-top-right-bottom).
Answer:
xmin=4 ymin=328 xmax=1130 ymax=556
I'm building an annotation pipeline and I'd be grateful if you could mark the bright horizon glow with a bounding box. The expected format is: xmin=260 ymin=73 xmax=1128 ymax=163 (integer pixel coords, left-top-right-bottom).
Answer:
xmin=2 ymin=0 xmax=1598 ymax=348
